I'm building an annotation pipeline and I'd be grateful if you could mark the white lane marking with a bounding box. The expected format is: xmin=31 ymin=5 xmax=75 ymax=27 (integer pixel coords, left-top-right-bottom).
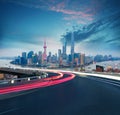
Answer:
xmin=72 ymin=71 xmax=120 ymax=81
xmin=0 ymin=89 xmax=39 ymax=100
xmin=88 ymin=76 xmax=120 ymax=85
xmin=45 ymin=70 xmax=120 ymax=86
xmin=68 ymin=70 xmax=120 ymax=87
xmin=0 ymin=108 xmax=19 ymax=115
xmin=86 ymin=77 xmax=120 ymax=87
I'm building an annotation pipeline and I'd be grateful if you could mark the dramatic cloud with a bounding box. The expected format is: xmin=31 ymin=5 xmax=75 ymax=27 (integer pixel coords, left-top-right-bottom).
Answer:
xmin=61 ymin=11 xmax=120 ymax=52
xmin=1 ymin=0 xmax=120 ymax=56
xmin=2 ymin=0 xmax=95 ymax=24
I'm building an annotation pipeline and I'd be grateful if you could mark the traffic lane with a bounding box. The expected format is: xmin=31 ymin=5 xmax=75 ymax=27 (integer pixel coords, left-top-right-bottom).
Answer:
xmin=0 ymin=72 xmax=75 ymax=95
xmin=85 ymin=75 xmax=120 ymax=87
xmin=0 ymin=71 xmax=62 ymax=94
xmin=0 ymin=76 xmax=120 ymax=115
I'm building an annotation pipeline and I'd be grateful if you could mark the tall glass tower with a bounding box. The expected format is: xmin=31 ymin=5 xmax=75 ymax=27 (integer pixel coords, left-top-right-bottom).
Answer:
xmin=62 ymin=38 xmax=67 ymax=59
xmin=71 ymin=31 xmax=74 ymax=68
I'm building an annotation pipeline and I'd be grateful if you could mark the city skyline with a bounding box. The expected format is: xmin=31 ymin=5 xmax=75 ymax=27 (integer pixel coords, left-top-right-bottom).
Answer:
xmin=0 ymin=0 xmax=120 ymax=57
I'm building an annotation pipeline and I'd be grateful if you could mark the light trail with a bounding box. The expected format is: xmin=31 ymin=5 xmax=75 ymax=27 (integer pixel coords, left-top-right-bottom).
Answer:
xmin=85 ymin=76 xmax=120 ymax=87
xmin=72 ymin=71 xmax=120 ymax=81
xmin=0 ymin=108 xmax=20 ymax=115
xmin=44 ymin=72 xmax=63 ymax=80
xmin=1 ymin=68 xmax=119 ymax=95
xmin=0 ymin=72 xmax=75 ymax=95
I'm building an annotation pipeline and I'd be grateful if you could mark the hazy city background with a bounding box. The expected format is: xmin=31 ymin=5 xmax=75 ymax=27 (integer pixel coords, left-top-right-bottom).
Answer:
xmin=1 ymin=0 xmax=120 ymax=57
xmin=0 ymin=0 xmax=120 ymax=73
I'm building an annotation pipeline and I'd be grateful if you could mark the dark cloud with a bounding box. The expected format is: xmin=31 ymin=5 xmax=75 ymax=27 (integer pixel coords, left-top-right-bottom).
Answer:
xmin=61 ymin=11 xmax=120 ymax=47
xmin=106 ymin=37 xmax=120 ymax=44
xmin=61 ymin=21 xmax=103 ymax=45
xmin=1 ymin=0 xmax=120 ymax=56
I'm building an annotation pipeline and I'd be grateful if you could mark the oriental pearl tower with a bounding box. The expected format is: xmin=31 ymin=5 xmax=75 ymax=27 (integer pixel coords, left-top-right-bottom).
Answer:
xmin=43 ymin=40 xmax=47 ymax=61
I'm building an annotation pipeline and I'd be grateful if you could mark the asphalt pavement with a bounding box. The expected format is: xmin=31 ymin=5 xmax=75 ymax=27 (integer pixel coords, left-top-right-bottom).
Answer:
xmin=0 ymin=75 xmax=120 ymax=115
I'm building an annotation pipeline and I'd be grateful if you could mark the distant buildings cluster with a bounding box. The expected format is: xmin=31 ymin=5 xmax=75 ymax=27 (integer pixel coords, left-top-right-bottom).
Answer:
xmin=12 ymin=37 xmax=120 ymax=69
xmin=12 ymin=40 xmax=93 ymax=68
xmin=13 ymin=50 xmax=93 ymax=68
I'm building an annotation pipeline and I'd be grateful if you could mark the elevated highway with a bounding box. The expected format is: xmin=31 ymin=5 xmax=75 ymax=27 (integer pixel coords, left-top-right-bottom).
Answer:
xmin=0 ymin=70 xmax=120 ymax=115
xmin=0 ymin=67 xmax=46 ymax=77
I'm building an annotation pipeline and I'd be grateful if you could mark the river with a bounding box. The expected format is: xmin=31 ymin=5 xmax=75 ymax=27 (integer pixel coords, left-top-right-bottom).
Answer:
xmin=0 ymin=59 xmax=120 ymax=71
xmin=85 ymin=60 xmax=120 ymax=71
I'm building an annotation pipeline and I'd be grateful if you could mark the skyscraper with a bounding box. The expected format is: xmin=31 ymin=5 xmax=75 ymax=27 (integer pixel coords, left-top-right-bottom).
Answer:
xmin=47 ymin=52 xmax=52 ymax=63
xmin=71 ymin=31 xmax=74 ymax=68
xmin=58 ymin=49 xmax=62 ymax=66
xmin=38 ymin=51 xmax=42 ymax=65
xmin=32 ymin=53 xmax=38 ymax=64
xmin=22 ymin=52 xmax=27 ymax=59
xmin=62 ymin=38 xmax=67 ymax=59
xmin=27 ymin=51 xmax=34 ymax=59
xmin=58 ymin=49 xmax=62 ymax=60
xmin=27 ymin=51 xmax=34 ymax=65
xmin=80 ymin=53 xmax=85 ymax=66
xmin=21 ymin=52 xmax=27 ymax=65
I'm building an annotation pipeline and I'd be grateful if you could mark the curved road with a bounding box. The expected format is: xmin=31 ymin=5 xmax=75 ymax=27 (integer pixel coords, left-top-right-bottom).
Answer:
xmin=0 ymin=73 xmax=120 ymax=115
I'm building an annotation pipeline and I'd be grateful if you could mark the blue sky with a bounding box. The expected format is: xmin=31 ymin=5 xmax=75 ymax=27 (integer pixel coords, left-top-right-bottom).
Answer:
xmin=0 ymin=0 xmax=120 ymax=57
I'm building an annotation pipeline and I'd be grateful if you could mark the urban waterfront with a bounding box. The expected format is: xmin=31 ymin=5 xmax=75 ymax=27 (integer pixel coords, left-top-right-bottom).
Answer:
xmin=1 ymin=0 xmax=120 ymax=114
xmin=85 ymin=60 xmax=120 ymax=72
xmin=1 ymin=59 xmax=120 ymax=72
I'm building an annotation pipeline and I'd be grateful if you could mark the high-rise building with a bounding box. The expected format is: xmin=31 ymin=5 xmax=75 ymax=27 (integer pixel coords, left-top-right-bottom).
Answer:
xmin=58 ymin=49 xmax=61 ymax=63
xmin=38 ymin=51 xmax=42 ymax=65
xmin=51 ymin=54 xmax=57 ymax=63
xmin=71 ymin=31 xmax=74 ymax=68
xmin=22 ymin=52 xmax=27 ymax=59
xmin=80 ymin=53 xmax=85 ymax=66
xmin=62 ymin=38 xmax=67 ymax=59
xmin=27 ymin=51 xmax=34 ymax=59
xmin=74 ymin=53 xmax=80 ymax=66
xmin=27 ymin=58 xmax=32 ymax=65
xmin=15 ymin=56 xmax=21 ymax=65
xmin=27 ymin=51 xmax=34 ymax=65
xmin=32 ymin=53 xmax=38 ymax=64
xmin=47 ymin=52 xmax=52 ymax=63
xmin=49 ymin=52 xmax=52 ymax=57
xmin=21 ymin=52 xmax=27 ymax=65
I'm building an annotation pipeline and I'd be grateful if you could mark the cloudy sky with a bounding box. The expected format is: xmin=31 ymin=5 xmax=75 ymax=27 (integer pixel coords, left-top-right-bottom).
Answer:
xmin=0 ymin=0 xmax=120 ymax=57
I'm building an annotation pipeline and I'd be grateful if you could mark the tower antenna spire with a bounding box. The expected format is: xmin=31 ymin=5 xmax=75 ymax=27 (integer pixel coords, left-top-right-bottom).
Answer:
xmin=43 ymin=39 xmax=47 ymax=61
